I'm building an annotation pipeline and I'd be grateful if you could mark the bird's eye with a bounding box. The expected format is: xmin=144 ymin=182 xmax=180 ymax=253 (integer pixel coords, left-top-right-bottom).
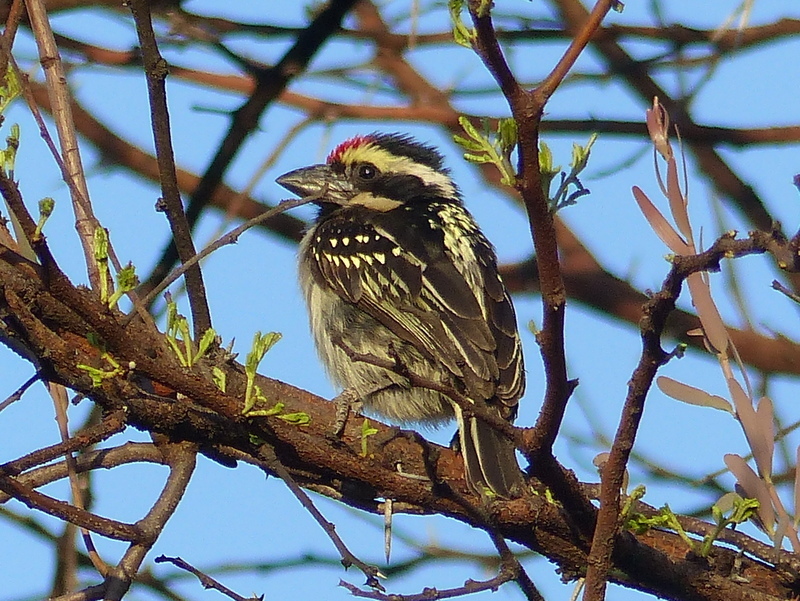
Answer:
xmin=356 ymin=163 xmax=378 ymax=181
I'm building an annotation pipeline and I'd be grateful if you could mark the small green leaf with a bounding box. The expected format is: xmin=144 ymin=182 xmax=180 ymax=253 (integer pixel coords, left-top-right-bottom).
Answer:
xmin=497 ymin=118 xmax=518 ymax=149
xmin=93 ymin=227 xmax=111 ymax=302
xmin=571 ymin=133 xmax=597 ymax=171
xmin=166 ymin=336 xmax=188 ymax=367
xmin=76 ymin=364 xmax=107 ymax=388
xmin=93 ymin=227 xmax=109 ymax=262
xmin=448 ymin=0 xmax=475 ymax=48
xmin=248 ymin=433 xmax=267 ymax=446
xmin=243 ymin=332 xmax=283 ymax=414
xmin=212 ymin=366 xmax=227 ymax=392
xmin=463 ymin=152 xmax=493 ymax=164
xmin=278 ymin=412 xmax=311 ymax=425
xmin=195 ymin=328 xmax=217 ymax=362
xmin=360 ymin=418 xmax=379 ymax=457
xmin=77 ymin=351 xmax=123 ymax=387
xmin=452 ymin=135 xmax=484 ymax=152
xmin=539 ymin=141 xmax=555 ymax=173
xmin=729 ymin=496 xmax=760 ymax=525
xmin=458 ymin=115 xmax=481 ymax=139
xmin=541 ymin=134 xmax=597 ymax=213
xmin=246 ymin=401 xmax=284 ymax=417
xmin=246 ymin=331 xmax=282 ymax=374
xmin=32 ymin=197 xmax=55 ymax=240
xmin=107 ymin=262 xmax=139 ymax=308
xmin=86 ymin=332 xmax=105 ymax=351
xmin=0 ymin=67 xmax=21 ymax=115
xmin=116 ymin=263 xmax=138 ymax=291
xmin=3 ymin=123 xmax=20 ymax=178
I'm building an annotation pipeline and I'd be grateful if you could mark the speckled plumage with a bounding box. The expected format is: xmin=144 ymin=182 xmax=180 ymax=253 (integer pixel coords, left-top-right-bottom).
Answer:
xmin=278 ymin=133 xmax=526 ymax=497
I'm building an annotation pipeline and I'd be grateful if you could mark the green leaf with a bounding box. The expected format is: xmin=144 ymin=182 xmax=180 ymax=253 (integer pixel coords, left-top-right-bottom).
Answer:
xmin=571 ymin=133 xmax=597 ymax=171
xmin=93 ymin=227 xmax=109 ymax=262
xmin=541 ymin=134 xmax=598 ymax=213
xmin=108 ymin=262 xmax=140 ymax=308
xmin=3 ymin=123 xmax=20 ymax=177
xmin=0 ymin=67 xmax=21 ymax=115
xmin=360 ymin=418 xmax=379 ymax=457
xmin=212 ymin=366 xmax=227 ymax=392
xmin=538 ymin=141 xmax=558 ymax=175
xmin=246 ymin=401 xmax=284 ymax=417
xmin=246 ymin=331 xmax=282 ymax=374
xmin=243 ymin=332 xmax=283 ymax=414
xmin=32 ymin=196 xmax=54 ymax=240
xmin=452 ymin=134 xmax=484 ymax=152
xmin=497 ymin=117 xmax=518 ymax=151
xmin=463 ymin=152 xmax=493 ymax=164
xmin=195 ymin=327 xmax=217 ymax=361
xmin=447 ymin=0 xmax=475 ymax=48
xmin=448 ymin=0 xmax=475 ymax=48
xmin=278 ymin=412 xmax=311 ymax=425
xmin=116 ymin=262 xmax=139 ymax=291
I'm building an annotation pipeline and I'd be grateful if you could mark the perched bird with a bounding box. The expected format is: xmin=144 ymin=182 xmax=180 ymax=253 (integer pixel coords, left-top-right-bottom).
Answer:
xmin=277 ymin=133 xmax=525 ymax=497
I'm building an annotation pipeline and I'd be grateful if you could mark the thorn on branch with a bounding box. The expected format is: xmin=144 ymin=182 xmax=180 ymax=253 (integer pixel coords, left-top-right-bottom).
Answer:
xmin=155 ymin=555 xmax=263 ymax=601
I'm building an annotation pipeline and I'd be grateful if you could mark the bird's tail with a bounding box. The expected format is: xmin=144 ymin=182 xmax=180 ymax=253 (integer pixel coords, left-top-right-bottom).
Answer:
xmin=453 ymin=404 xmax=525 ymax=498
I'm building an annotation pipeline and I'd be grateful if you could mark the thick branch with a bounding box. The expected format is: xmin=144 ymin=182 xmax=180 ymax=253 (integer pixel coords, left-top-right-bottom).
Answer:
xmin=1 ymin=232 xmax=798 ymax=601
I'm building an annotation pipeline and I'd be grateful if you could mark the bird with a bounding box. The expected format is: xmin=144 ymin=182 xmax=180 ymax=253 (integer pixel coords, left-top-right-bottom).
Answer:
xmin=276 ymin=133 xmax=526 ymax=498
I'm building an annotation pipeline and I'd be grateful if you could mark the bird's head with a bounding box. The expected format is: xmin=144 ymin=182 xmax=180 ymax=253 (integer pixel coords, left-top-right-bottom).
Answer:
xmin=276 ymin=133 xmax=459 ymax=212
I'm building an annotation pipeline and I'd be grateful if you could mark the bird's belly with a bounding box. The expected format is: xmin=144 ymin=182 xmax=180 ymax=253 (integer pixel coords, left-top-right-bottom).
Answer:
xmin=304 ymin=281 xmax=453 ymax=425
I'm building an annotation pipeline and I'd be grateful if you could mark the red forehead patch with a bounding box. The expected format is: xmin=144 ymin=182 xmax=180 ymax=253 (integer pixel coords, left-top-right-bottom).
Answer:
xmin=327 ymin=135 xmax=375 ymax=164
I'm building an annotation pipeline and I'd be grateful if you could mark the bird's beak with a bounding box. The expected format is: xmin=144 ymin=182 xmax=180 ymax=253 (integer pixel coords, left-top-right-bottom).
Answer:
xmin=276 ymin=164 xmax=353 ymax=205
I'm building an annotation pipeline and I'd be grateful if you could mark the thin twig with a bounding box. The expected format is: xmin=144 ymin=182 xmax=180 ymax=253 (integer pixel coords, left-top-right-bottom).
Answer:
xmin=138 ymin=0 xmax=358 ymax=301
xmin=535 ymin=0 xmax=620 ymax=102
xmin=101 ymin=442 xmax=198 ymax=601
xmin=1 ymin=443 xmax=166 ymax=504
xmin=254 ymin=443 xmax=386 ymax=591
xmin=0 ymin=373 xmax=38 ymax=413
xmin=0 ymin=472 xmax=142 ymax=541
xmin=129 ymin=0 xmax=212 ymax=340
xmin=582 ymin=229 xmax=791 ymax=601
xmin=340 ymin=569 xmax=515 ymax=601
xmin=47 ymin=382 xmax=109 ymax=575
xmin=131 ymin=195 xmax=315 ymax=321
xmin=772 ymin=279 xmax=800 ymax=304
xmin=484 ymin=528 xmax=543 ymax=601
xmin=8 ymin=56 xmax=156 ymax=329
xmin=0 ymin=0 xmax=24 ymax=77
xmin=0 ymin=410 xmax=127 ymax=476
xmin=24 ymin=0 xmax=102 ymax=287
xmin=155 ymin=555 xmax=262 ymax=601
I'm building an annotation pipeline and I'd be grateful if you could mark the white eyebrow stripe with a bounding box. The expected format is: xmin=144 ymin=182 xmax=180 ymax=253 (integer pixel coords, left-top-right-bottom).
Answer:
xmin=337 ymin=144 xmax=457 ymax=198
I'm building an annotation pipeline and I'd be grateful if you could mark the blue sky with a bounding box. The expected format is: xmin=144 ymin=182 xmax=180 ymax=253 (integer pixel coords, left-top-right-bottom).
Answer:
xmin=2 ymin=1 xmax=800 ymax=599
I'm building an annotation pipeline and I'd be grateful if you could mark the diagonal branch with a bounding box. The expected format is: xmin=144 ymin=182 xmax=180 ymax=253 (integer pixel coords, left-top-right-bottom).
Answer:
xmin=130 ymin=0 xmax=212 ymax=339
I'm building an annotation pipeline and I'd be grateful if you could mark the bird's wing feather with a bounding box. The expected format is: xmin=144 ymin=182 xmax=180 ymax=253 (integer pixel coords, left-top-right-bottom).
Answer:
xmin=309 ymin=207 xmax=524 ymax=409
